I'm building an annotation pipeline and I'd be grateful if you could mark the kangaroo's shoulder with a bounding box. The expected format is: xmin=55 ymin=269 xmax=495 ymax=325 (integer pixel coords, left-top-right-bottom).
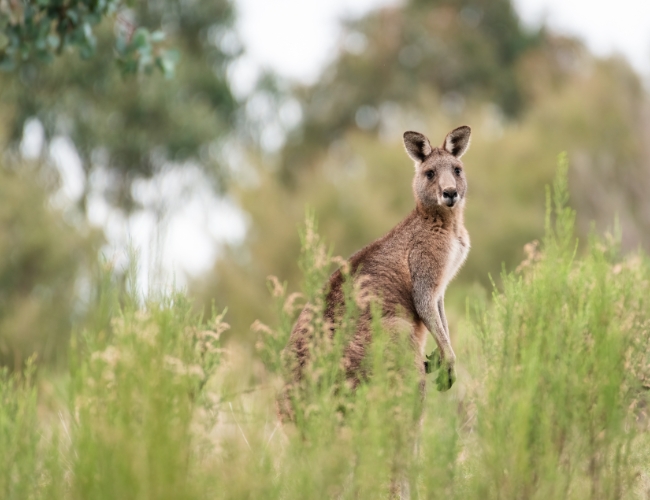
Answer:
xmin=324 ymin=211 xmax=419 ymax=305
xmin=348 ymin=210 xmax=420 ymax=269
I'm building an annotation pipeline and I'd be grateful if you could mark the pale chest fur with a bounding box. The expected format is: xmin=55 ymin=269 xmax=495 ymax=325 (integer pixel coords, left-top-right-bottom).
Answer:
xmin=438 ymin=230 xmax=470 ymax=295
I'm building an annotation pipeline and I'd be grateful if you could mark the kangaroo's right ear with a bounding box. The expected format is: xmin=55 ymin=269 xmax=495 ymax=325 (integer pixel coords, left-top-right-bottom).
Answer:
xmin=403 ymin=131 xmax=433 ymax=163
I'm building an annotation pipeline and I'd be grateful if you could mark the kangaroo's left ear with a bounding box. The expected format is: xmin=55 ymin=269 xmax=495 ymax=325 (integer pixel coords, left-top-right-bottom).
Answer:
xmin=443 ymin=126 xmax=471 ymax=158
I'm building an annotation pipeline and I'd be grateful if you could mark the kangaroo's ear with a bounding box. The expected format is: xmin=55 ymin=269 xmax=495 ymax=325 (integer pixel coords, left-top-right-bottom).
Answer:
xmin=403 ymin=131 xmax=433 ymax=163
xmin=442 ymin=126 xmax=471 ymax=158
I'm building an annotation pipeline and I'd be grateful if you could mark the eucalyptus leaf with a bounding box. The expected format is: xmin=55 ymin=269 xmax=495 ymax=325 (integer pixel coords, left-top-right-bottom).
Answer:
xmin=131 ymin=28 xmax=149 ymax=50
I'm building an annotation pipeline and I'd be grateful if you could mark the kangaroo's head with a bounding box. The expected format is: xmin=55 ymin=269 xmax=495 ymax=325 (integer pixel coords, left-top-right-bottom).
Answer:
xmin=403 ymin=126 xmax=471 ymax=211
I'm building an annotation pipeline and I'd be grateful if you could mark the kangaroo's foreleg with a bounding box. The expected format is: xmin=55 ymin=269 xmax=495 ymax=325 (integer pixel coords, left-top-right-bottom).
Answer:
xmin=411 ymin=274 xmax=456 ymax=391
xmin=437 ymin=296 xmax=449 ymax=337
xmin=434 ymin=295 xmax=456 ymax=390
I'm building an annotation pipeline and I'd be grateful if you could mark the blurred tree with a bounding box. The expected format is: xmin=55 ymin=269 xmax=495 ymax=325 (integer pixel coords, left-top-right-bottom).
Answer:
xmin=0 ymin=0 xmax=239 ymax=212
xmin=279 ymin=0 xmax=544 ymax=181
xmin=0 ymin=0 xmax=241 ymax=369
xmin=0 ymin=0 xmax=178 ymax=76
xmin=0 ymin=165 xmax=99 ymax=371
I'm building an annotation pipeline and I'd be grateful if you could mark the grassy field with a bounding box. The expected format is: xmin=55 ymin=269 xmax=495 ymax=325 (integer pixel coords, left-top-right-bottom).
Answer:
xmin=1 ymin=160 xmax=649 ymax=499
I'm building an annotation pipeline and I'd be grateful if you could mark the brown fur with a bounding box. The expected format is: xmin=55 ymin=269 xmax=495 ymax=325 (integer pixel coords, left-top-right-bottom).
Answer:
xmin=281 ymin=126 xmax=472 ymax=417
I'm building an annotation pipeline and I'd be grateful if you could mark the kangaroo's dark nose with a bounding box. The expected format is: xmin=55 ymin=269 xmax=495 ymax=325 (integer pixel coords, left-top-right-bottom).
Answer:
xmin=442 ymin=189 xmax=458 ymax=206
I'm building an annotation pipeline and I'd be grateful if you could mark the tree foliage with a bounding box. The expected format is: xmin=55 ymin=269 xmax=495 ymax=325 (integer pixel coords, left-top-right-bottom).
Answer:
xmin=0 ymin=0 xmax=181 ymax=76
xmin=0 ymin=0 xmax=238 ymax=211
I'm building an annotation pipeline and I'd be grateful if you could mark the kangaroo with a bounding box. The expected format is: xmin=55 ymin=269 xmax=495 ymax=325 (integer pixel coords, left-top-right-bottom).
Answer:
xmin=281 ymin=126 xmax=471 ymax=417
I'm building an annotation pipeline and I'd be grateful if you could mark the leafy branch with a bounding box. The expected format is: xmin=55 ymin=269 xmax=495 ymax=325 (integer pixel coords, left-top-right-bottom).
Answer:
xmin=0 ymin=0 xmax=178 ymax=76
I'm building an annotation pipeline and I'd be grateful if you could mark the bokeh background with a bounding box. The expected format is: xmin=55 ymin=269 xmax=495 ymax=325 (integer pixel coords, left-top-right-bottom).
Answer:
xmin=2 ymin=0 xmax=650 ymax=368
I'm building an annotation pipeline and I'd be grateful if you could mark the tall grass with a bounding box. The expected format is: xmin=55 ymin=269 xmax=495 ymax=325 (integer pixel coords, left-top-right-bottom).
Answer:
xmin=467 ymin=155 xmax=650 ymax=498
xmin=0 ymin=157 xmax=649 ymax=498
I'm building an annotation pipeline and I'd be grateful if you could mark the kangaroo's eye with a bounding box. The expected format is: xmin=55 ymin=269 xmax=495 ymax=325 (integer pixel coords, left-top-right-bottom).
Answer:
xmin=425 ymin=170 xmax=434 ymax=180
xmin=454 ymin=167 xmax=462 ymax=176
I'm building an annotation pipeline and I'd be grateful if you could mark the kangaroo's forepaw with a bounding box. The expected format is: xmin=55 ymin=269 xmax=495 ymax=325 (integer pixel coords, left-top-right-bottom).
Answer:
xmin=436 ymin=363 xmax=456 ymax=392
xmin=424 ymin=348 xmax=442 ymax=374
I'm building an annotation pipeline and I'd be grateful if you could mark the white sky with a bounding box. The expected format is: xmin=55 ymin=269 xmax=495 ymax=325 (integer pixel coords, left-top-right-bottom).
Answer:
xmin=513 ymin=0 xmax=650 ymax=76
xmin=234 ymin=0 xmax=396 ymax=86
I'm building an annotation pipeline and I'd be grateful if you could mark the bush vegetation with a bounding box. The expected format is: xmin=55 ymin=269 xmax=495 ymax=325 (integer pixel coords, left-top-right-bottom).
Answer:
xmin=0 ymin=167 xmax=99 ymax=371
xmin=1 ymin=160 xmax=649 ymax=498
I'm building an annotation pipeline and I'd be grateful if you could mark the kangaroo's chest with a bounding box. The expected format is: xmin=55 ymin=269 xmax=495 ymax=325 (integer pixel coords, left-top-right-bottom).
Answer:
xmin=439 ymin=233 xmax=470 ymax=293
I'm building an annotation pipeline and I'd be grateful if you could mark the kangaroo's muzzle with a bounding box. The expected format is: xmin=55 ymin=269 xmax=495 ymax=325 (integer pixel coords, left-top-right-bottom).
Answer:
xmin=442 ymin=189 xmax=458 ymax=207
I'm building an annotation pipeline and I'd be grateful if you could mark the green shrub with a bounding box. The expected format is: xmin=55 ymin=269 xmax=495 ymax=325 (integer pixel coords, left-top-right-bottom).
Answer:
xmin=466 ymin=155 xmax=650 ymax=499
